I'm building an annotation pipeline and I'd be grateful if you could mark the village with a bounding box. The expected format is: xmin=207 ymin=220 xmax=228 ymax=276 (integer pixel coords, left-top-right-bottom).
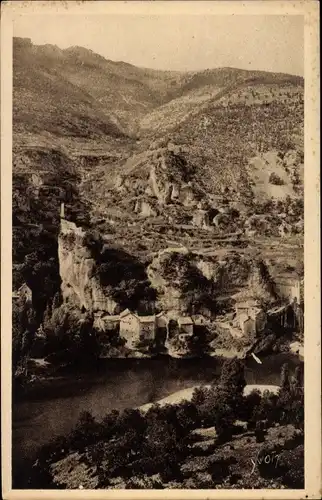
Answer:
xmin=13 ymin=258 xmax=304 ymax=358
xmin=89 ymin=271 xmax=304 ymax=355
xmin=12 ymin=203 xmax=304 ymax=358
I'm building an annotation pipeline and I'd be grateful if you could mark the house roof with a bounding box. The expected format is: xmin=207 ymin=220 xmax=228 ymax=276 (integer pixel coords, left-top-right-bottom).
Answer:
xmin=18 ymin=283 xmax=28 ymax=290
xmin=178 ymin=317 xmax=193 ymax=325
xmin=139 ymin=315 xmax=156 ymax=323
xmin=119 ymin=308 xmax=137 ymax=318
xmin=102 ymin=315 xmax=120 ymax=321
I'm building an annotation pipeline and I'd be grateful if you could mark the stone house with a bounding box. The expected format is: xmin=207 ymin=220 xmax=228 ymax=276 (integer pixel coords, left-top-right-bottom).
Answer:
xmin=234 ymin=299 xmax=261 ymax=318
xmin=178 ymin=317 xmax=194 ymax=338
xmin=234 ymin=296 xmax=267 ymax=337
xmin=119 ymin=310 xmax=158 ymax=347
xmin=139 ymin=315 xmax=156 ymax=341
xmin=119 ymin=309 xmax=141 ymax=346
xmin=13 ymin=283 xmax=32 ymax=304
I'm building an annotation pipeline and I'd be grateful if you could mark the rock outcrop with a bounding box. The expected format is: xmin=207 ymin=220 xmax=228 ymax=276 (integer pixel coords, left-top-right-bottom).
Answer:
xmin=149 ymin=166 xmax=172 ymax=205
xmin=192 ymin=209 xmax=210 ymax=229
xmin=58 ymin=220 xmax=118 ymax=314
xmin=58 ymin=220 xmax=275 ymax=320
xmin=134 ymin=198 xmax=157 ymax=217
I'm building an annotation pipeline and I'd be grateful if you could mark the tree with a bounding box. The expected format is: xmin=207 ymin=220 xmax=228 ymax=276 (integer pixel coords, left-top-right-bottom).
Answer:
xmin=280 ymin=363 xmax=290 ymax=391
xmin=242 ymin=389 xmax=262 ymax=422
xmin=219 ymin=358 xmax=246 ymax=394
xmin=291 ymin=364 xmax=303 ymax=395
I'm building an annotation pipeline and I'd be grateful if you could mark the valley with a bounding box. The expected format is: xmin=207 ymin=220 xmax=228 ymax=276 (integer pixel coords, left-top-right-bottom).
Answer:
xmin=10 ymin=26 xmax=306 ymax=492
xmin=13 ymin=37 xmax=304 ymax=374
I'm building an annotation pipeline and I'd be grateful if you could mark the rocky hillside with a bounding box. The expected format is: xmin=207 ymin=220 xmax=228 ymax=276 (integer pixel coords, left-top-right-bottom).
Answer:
xmin=13 ymin=37 xmax=187 ymax=136
xmin=12 ymin=38 xmax=304 ymax=326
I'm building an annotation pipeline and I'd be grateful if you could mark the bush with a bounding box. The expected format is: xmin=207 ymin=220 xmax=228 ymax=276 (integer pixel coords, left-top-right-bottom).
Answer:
xmin=269 ymin=172 xmax=284 ymax=185
xmin=276 ymin=445 xmax=304 ymax=488
xmin=83 ymin=230 xmax=103 ymax=256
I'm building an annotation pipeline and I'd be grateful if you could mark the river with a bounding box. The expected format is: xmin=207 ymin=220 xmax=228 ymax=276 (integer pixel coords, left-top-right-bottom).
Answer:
xmin=12 ymin=353 xmax=302 ymax=479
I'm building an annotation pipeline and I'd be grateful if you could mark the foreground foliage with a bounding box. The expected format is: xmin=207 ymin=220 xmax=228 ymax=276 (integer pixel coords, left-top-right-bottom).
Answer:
xmin=20 ymin=360 xmax=304 ymax=490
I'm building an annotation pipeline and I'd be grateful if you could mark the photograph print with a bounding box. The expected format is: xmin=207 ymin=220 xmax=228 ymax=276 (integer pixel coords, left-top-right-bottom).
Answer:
xmin=8 ymin=3 xmax=311 ymax=493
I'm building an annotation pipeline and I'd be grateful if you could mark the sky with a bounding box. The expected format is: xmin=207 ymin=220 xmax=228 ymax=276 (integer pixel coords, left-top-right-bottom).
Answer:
xmin=13 ymin=14 xmax=304 ymax=76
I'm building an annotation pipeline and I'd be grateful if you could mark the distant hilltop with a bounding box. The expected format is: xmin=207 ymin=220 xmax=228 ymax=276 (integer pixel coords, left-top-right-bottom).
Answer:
xmin=12 ymin=37 xmax=304 ymax=81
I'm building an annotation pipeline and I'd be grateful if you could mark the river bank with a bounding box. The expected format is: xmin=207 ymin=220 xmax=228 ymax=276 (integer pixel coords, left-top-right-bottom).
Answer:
xmin=139 ymin=384 xmax=280 ymax=412
xmin=12 ymin=353 xmax=302 ymax=472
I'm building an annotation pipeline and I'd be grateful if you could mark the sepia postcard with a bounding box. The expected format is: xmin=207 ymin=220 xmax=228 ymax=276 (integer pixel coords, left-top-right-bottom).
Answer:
xmin=1 ymin=1 xmax=320 ymax=499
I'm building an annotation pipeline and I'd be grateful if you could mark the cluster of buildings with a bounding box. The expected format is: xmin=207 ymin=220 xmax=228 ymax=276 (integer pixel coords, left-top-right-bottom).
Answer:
xmin=12 ymin=264 xmax=304 ymax=352
xmin=93 ymin=309 xmax=199 ymax=349
xmin=216 ymin=274 xmax=304 ymax=340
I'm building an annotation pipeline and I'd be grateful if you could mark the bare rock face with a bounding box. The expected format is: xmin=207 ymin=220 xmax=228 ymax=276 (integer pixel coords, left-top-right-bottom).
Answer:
xmin=147 ymin=248 xmax=189 ymax=316
xmin=58 ymin=220 xmax=118 ymax=314
xmin=134 ymin=198 xmax=157 ymax=217
xmin=170 ymin=183 xmax=180 ymax=201
xmin=192 ymin=209 xmax=210 ymax=228
xmin=114 ymin=174 xmax=123 ymax=189
xmin=181 ymin=184 xmax=196 ymax=207
xmin=149 ymin=166 xmax=172 ymax=205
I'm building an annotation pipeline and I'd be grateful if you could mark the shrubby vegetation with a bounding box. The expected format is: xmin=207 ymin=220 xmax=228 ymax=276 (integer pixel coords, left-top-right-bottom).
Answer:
xmin=12 ymin=298 xmax=37 ymax=374
xmin=269 ymin=172 xmax=284 ymax=186
xmin=23 ymin=359 xmax=303 ymax=490
xmin=13 ymin=148 xmax=90 ymax=325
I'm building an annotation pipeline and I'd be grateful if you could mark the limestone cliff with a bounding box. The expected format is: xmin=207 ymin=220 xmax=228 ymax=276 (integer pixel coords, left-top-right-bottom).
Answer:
xmin=58 ymin=219 xmax=118 ymax=314
xmin=147 ymin=248 xmax=216 ymax=317
xmin=147 ymin=247 xmax=275 ymax=316
xmin=58 ymin=220 xmax=275 ymax=320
